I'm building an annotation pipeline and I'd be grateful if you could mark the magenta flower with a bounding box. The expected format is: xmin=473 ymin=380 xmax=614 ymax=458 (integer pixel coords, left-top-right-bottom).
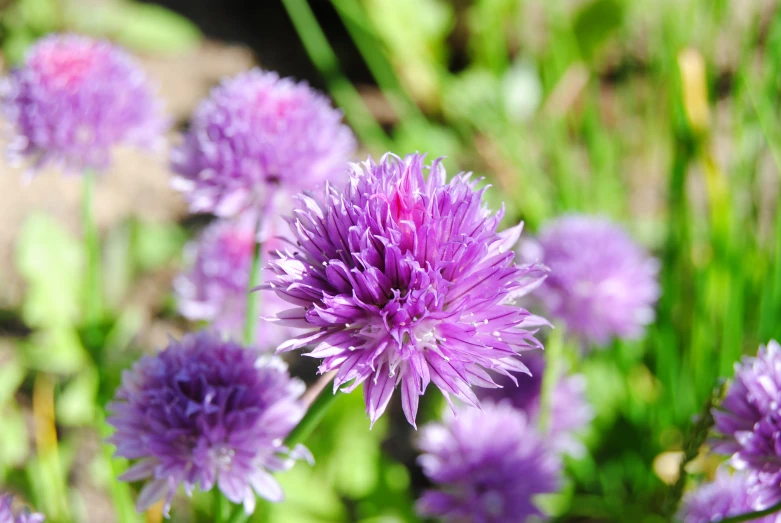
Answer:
xmin=417 ymin=401 xmax=560 ymax=522
xmin=1 ymin=34 xmax=166 ymax=173
xmin=678 ymin=470 xmax=780 ymax=523
xmin=107 ymin=332 xmax=311 ymax=517
xmin=712 ymin=340 xmax=781 ymax=508
xmin=175 ymin=215 xmax=297 ymax=349
xmin=171 ymin=69 xmax=356 ymax=218
xmin=477 ymin=352 xmax=593 ymax=457
xmin=266 ymin=153 xmax=549 ymax=427
xmin=531 ymin=215 xmax=660 ymax=346
xmin=0 ymin=494 xmax=44 ymax=523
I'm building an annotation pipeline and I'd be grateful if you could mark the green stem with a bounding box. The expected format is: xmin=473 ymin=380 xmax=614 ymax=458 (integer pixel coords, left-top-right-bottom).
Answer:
xmin=226 ymin=504 xmax=250 ymax=523
xmin=83 ymin=171 xmax=102 ymax=324
xmin=285 ymin=380 xmax=340 ymax=448
xmin=97 ymin=409 xmax=140 ymax=523
xmin=719 ymin=501 xmax=781 ymax=523
xmin=214 ymin=490 xmax=226 ymax=523
xmin=243 ymin=238 xmax=263 ymax=347
xmin=280 ymin=0 xmax=390 ymax=151
xmin=538 ymin=327 xmax=563 ymax=433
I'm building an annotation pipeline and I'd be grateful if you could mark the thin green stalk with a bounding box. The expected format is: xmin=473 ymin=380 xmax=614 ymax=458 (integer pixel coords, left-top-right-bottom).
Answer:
xmin=332 ymin=0 xmax=425 ymax=122
xmin=719 ymin=501 xmax=781 ymax=523
xmin=286 ymin=378 xmax=340 ymax=448
xmin=226 ymin=504 xmax=250 ymax=523
xmin=243 ymin=239 xmax=263 ymax=347
xmin=97 ymin=410 xmax=140 ymax=523
xmin=280 ymin=0 xmax=389 ymax=151
xmin=83 ymin=171 xmax=102 ymax=324
xmin=538 ymin=326 xmax=564 ymax=433
xmin=214 ymin=490 xmax=226 ymax=523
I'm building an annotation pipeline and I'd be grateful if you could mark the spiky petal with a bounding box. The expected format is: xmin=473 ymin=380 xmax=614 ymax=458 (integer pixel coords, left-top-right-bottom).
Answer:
xmin=171 ymin=69 xmax=356 ymax=218
xmin=712 ymin=340 xmax=781 ymax=508
xmin=107 ymin=332 xmax=311 ymax=517
xmin=530 ymin=215 xmax=660 ymax=346
xmin=416 ymin=401 xmax=560 ymax=523
xmin=266 ymin=153 xmax=549 ymax=427
xmin=1 ymin=34 xmax=166 ymax=173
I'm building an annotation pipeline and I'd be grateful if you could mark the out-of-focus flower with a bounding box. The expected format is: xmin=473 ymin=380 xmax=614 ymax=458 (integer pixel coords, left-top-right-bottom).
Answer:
xmin=417 ymin=401 xmax=560 ymax=523
xmin=677 ymin=470 xmax=780 ymax=523
xmin=477 ymin=352 xmax=592 ymax=457
xmin=1 ymin=34 xmax=166 ymax=173
xmin=171 ymin=69 xmax=355 ymax=219
xmin=174 ymin=215 xmax=295 ymax=349
xmin=0 ymin=494 xmax=45 ymax=523
xmin=108 ymin=332 xmax=311 ymax=517
xmin=712 ymin=340 xmax=781 ymax=508
xmin=266 ymin=153 xmax=549 ymax=427
xmin=530 ymin=215 xmax=660 ymax=346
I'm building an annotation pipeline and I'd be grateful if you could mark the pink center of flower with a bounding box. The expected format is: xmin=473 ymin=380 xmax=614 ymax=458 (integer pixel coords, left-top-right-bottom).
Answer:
xmin=31 ymin=43 xmax=102 ymax=90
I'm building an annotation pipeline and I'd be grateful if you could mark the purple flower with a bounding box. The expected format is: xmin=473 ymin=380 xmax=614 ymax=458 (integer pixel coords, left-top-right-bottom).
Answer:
xmin=171 ymin=69 xmax=356 ymax=218
xmin=712 ymin=340 xmax=781 ymax=508
xmin=530 ymin=215 xmax=660 ymax=346
xmin=107 ymin=332 xmax=311 ymax=517
xmin=678 ymin=470 xmax=781 ymax=523
xmin=0 ymin=495 xmax=44 ymax=523
xmin=174 ymin=215 xmax=296 ymax=349
xmin=477 ymin=352 xmax=593 ymax=457
xmin=266 ymin=154 xmax=549 ymax=427
xmin=1 ymin=34 xmax=166 ymax=173
xmin=417 ymin=401 xmax=560 ymax=523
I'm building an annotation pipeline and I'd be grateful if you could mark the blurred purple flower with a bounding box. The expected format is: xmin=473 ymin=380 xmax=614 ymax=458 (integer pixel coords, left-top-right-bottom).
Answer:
xmin=530 ymin=215 xmax=660 ymax=346
xmin=417 ymin=401 xmax=560 ymax=523
xmin=174 ymin=215 xmax=296 ymax=350
xmin=0 ymin=494 xmax=44 ymax=523
xmin=712 ymin=340 xmax=781 ymax=508
xmin=1 ymin=34 xmax=166 ymax=173
xmin=478 ymin=352 xmax=593 ymax=457
xmin=266 ymin=153 xmax=549 ymax=427
xmin=678 ymin=469 xmax=781 ymax=523
xmin=107 ymin=331 xmax=311 ymax=517
xmin=171 ymin=69 xmax=356 ymax=219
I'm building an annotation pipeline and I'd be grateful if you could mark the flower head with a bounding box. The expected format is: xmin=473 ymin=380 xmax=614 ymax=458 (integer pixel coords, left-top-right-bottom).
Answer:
xmin=477 ymin=352 xmax=593 ymax=457
xmin=1 ymin=34 xmax=166 ymax=172
xmin=0 ymin=494 xmax=44 ymax=523
xmin=266 ymin=154 xmax=549 ymax=427
xmin=530 ymin=215 xmax=660 ymax=346
xmin=175 ymin=215 xmax=295 ymax=349
xmin=172 ymin=69 xmax=356 ymax=218
xmin=712 ymin=340 xmax=781 ymax=507
xmin=417 ymin=401 xmax=560 ymax=523
xmin=678 ymin=470 xmax=781 ymax=523
xmin=108 ymin=331 xmax=310 ymax=516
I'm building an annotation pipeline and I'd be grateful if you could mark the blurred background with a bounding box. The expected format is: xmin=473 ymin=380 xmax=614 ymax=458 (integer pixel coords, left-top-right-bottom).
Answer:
xmin=1 ymin=0 xmax=780 ymax=521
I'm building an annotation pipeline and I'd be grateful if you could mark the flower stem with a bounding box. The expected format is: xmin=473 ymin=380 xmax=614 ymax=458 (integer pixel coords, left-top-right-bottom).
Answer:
xmin=226 ymin=504 xmax=250 ymax=523
xmin=214 ymin=490 xmax=226 ymax=523
xmin=538 ymin=327 xmax=563 ymax=433
xmin=280 ymin=0 xmax=390 ymax=151
xmin=243 ymin=238 xmax=263 ymax=347
xmin=285 ymin=372 xmax=339 ymax=447
xmin=32 ymin=373 xmax=71 ymax=522
xmin=83 ymin=170 xmax=102 ymax=324
xmin=719 ymin=501 xmax=781 ymax=523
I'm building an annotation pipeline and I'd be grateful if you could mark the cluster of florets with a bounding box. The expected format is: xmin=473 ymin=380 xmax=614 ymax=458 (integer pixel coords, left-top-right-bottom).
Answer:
xmin=530 ymin=215 xmax=660 ymax=346
xmin=171 ymin=68 xmax=356 ymax=217
xmin=678 ymin=470 xmax=781 ymax=523
xmin=174 ymin=214 xmax=296 ymax=349
xmin=108 ymin=332 xmax=310 ymax=516
xmin=1 ymin=34 xmax=166 ymax=172
xmin=266 ymin=153 xmax=549 ymax=427
xmin=417 ymin=401 xmax=560 ymax=522
xmin=710 ymin=340 xmax=781 ymax=508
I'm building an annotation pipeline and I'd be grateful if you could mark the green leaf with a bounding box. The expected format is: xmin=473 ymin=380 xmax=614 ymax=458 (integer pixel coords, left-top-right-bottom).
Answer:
xmin=64 ymin=1 xmax=202 ymax=56
xmin=267 ymin=462 xmax=348 ymax=522
xmin=16 ymin=213 xmax=84 ymax=329
xmin=572 ymin=0 xmax=625 ymax=61
xmin=57 ymin=367 xmax=99 ymax=426
xmin=132 ymin=220 xmax=187 ymax=272
xmin=0 ymin=354 xmax=24 ymax=405
xmin=0 ymin=404 xmax=29 ymax=468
